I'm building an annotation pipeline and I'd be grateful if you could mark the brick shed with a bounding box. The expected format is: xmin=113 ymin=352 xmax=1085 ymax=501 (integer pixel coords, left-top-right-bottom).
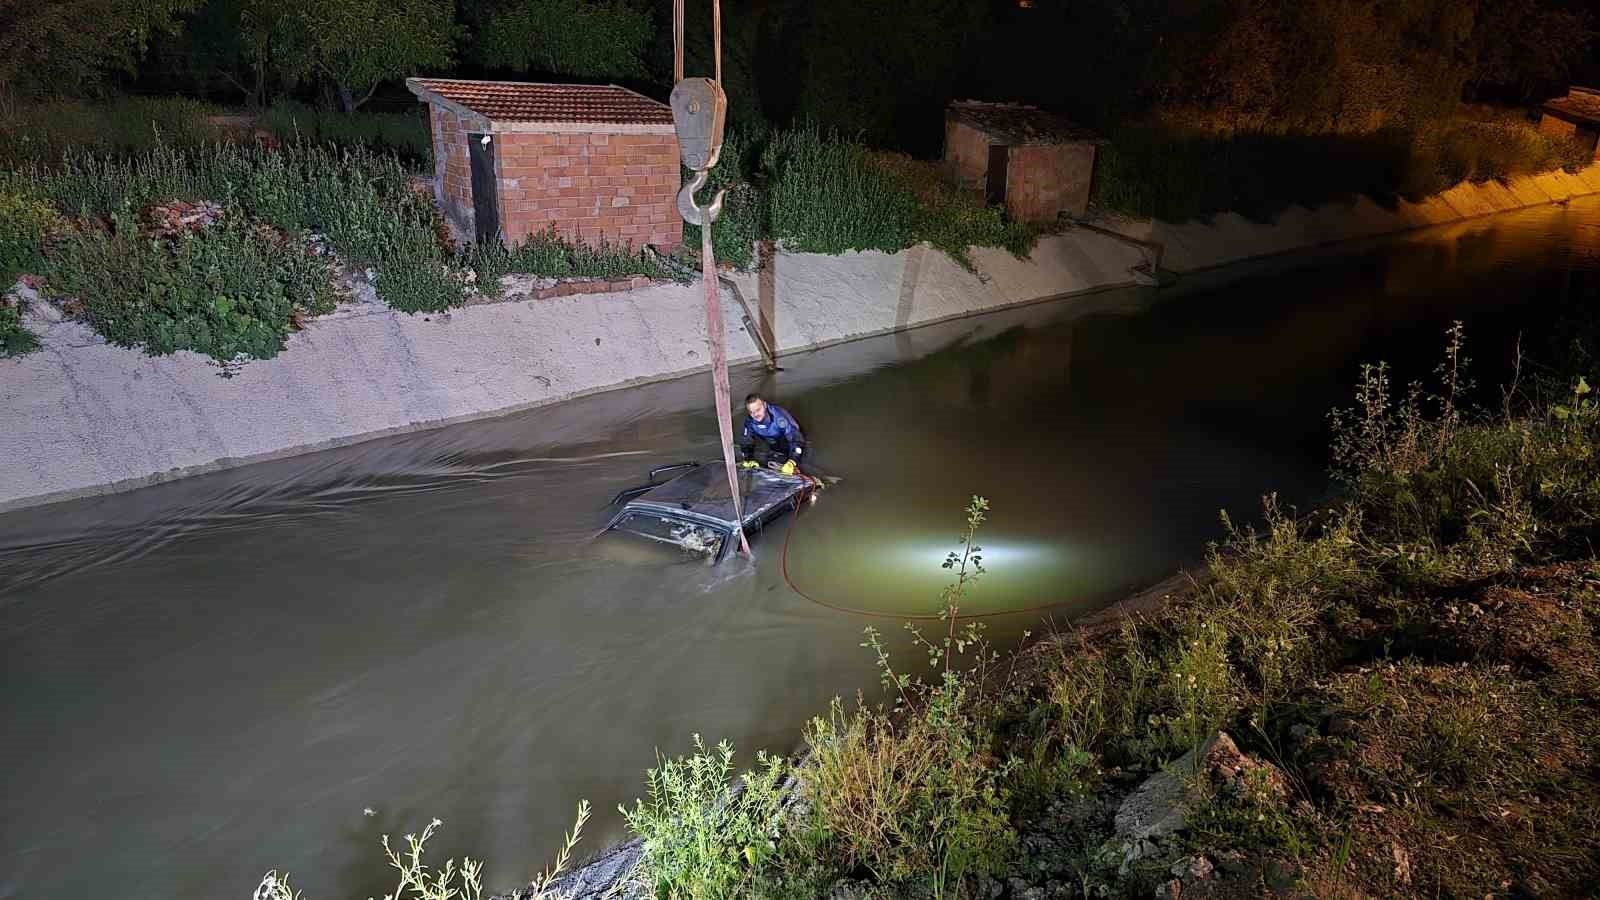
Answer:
xmin=1539 ymin=86 xmax=1600 ymax=161
xmin=406 ymin=78 xmax=682 ymax=250
xmin=944 ymin=101 xmax=1098 ymax=223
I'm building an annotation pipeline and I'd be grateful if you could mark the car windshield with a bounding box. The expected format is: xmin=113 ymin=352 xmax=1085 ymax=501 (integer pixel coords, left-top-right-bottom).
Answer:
xmin=613 ymin=512 xmax=726 ymax=558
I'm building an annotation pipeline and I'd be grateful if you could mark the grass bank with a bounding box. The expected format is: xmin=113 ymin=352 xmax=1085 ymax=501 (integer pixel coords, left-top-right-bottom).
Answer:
xmin=0 ymin=139 xmax=678 ymax=365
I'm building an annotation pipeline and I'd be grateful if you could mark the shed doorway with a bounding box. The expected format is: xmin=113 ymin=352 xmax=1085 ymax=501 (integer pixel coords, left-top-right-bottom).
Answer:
xmin=467 ymin=133 xmax=499 ymax=243
xmin=986 ymin=144 xmax=1010 ymax=206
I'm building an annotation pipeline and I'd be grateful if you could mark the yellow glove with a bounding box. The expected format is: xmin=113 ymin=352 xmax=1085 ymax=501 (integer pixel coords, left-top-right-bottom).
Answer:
xmin=739 ymin=459 xmax=760 ymax=470
xmin=780 ymin=459 xmax=797 ymax=476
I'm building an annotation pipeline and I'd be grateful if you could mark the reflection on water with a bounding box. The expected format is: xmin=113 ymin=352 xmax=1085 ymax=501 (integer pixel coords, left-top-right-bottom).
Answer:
xmin=2 ymin=197 xmax=1598 ymax=899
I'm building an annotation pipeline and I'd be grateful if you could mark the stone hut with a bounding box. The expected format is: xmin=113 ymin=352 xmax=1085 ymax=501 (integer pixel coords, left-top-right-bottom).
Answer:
xmin=944 ymin=101 xmax=1098 ymax=223
xmin=1540 ymin=86 xmax=1600 ymax=161
xmin=406 ymin=78 xmax=682 ymax=250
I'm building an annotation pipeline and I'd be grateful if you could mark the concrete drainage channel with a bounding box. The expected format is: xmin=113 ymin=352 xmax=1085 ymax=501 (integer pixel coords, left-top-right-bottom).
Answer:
xmin=3 ymin=165 xmax=1597 ymax=514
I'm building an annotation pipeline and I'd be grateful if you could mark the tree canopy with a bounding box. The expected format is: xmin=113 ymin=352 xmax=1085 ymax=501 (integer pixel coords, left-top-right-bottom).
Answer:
xmin=270 ymin=0 xmax=460 ymax=112
xmin=0 ymin=0 xmax=200 ymax=96
xmin=466 ymin=0 xmax=653 ymax=80
xmin=5 ymin=0 xmax=1595 ymax=144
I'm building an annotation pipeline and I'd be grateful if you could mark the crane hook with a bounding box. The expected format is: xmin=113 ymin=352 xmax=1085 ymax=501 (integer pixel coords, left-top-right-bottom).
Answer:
xmin=677 ymin=168 xmax=726 ymax=227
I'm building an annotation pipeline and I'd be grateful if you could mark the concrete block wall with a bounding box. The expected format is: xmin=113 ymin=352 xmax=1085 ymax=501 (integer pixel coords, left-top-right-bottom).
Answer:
xmin=944 ymin=119 xmax=991 ymax=201
xmin=428 ymin=105 xmax=475 ymax=238
xmin=1005 ymin=142 xmax=1095 ymax=223
xmin=1540 ymin=113 xmax=1579 ymax=141
xmin=495 ymin=131 xmax=682 ymax=250
xmin=944 ymin=118 xmax=1097 ymax=221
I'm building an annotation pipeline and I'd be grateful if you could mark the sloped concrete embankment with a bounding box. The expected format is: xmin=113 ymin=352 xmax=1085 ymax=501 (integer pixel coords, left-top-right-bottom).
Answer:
xmin=0 ymin=230 xmax=1147 ymax=513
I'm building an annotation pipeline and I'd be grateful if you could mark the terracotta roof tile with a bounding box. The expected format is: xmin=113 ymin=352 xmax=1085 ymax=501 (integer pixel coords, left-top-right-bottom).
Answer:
xmin=407 ymin=78 xmax=673 ymax=126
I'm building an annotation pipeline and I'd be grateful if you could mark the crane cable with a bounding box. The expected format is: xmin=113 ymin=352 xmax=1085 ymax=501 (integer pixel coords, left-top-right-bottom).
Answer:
xmin=673 ymin=4 xmax=1084 ymax=614
xmin=672 ymin=0 xmax=721 ymax=84
xmin=673 ymin=0 xmax=748 ymax=556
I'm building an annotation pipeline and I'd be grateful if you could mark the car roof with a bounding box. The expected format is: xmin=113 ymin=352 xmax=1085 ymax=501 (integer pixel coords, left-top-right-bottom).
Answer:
xmin=621 ymin=464 xmax=806 ymax=530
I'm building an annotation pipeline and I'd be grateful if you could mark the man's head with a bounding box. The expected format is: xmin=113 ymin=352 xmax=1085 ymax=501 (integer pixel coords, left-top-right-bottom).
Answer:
xmin=745 ymin=392 xmax=768 ymax=421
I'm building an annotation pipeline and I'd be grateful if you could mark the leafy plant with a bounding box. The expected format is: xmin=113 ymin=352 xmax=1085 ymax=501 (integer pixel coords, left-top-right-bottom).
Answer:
xmin=619 ymin=735 xmax=792 ymax=900
xmin=0 ymin=189 xmax=60 ymax=285
xmin=0 ymin=292 xmax=39 ymax=357
xmin=46 ymin=208 xmax=337 ymax=365
xmin=687 ymin=126 xmax=1038 ymax=273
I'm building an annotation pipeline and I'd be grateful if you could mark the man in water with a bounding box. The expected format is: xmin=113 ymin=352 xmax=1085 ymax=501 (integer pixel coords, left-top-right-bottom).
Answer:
xmin=738 ymin=392 xmax=806 ymax=475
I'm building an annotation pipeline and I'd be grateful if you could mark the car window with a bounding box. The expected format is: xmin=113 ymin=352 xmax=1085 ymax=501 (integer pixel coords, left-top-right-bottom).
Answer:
xmin=614 ymin=512 xmax=726 ymax=558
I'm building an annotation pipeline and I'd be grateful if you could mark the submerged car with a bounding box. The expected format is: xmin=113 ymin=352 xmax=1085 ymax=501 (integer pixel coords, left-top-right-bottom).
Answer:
xmin=603 ymin=461 xmax=815 ymax=562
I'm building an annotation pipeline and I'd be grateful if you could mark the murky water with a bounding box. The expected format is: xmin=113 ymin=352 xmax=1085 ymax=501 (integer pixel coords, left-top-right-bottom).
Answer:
xmin=3 ymin=197 xmax=1598 ymax=899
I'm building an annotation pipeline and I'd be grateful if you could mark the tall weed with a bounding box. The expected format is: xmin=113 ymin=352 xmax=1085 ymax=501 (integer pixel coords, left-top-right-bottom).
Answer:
xmin=620 ymin=735 xmax=793 ymax=900
xmin=0 ymin=188 xmax=59 ymax=285
xmin=807 ymin=497 xmax=1018 ymax=897
xmin=690 ymin=126 xmax=1038 ymax=272
xmin=259 ymin=99 xmax=431 ymax=170
xmin=1333 ymin=324 xmax=1600 ymax=576
xmin=1202 ymin=498 xmax=1367 ymax=705
xmin=0 ymin=96 xmax=220 ymax=167
xmin=466 ymin=229 xmax=682 ymax=292
xmin=21 ymin=141 xmax=467 ymax=316
xmin=255 ymin=805 xmax=590 ymax=900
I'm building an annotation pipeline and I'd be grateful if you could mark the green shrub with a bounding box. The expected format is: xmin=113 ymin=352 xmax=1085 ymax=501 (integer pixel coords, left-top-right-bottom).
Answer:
xmin=0 ymin=188 xmax=59 ymax=285
xmin=46 ymin=210 xmax=337 ymax=365
xmin=21 ymin=141 xmax=467 ymax=315
xmin=806 ymin=696 xmax=1016 ymax=894
xmin=1037 ymin=619 xmax=1160 ymax=771
xmin=683 ymin=128 xmax=767 ymax=271
xmin=686 ymin=126 xmax=1038 ymax=273
xmin=869 ymin=151 xmax=1037 ymax=269
xmin=465 ymin=228 xmax=684 ymax=293
xmin=760 ymin=125 xmax=918 ymax=256
xmin=620 ymin=735 xmax=794 ymax=900
xmin=1201 ymin=498 xmax=1368 ymax=705
xmin=1 ymin=293 xmax=38 ymax=357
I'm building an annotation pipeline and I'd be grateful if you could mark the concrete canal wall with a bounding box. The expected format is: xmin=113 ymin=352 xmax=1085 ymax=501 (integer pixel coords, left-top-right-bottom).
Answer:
xmin=2 ymin=164 xmax=1598 ymax=513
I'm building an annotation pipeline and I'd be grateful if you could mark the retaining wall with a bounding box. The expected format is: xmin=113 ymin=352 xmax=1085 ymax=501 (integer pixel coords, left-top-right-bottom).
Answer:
xmin=2 ymin=165 xmax=1597 ymax=513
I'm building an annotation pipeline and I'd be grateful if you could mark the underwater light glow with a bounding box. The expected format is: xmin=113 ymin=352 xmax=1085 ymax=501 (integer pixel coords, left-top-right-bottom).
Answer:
xmin=892 ymin=541 xmax=1054 ymax=570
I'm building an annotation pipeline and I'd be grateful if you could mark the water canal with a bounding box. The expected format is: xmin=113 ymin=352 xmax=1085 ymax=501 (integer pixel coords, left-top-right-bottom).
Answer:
xmin=3 ymin=196 xmax=1598 ymax=898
